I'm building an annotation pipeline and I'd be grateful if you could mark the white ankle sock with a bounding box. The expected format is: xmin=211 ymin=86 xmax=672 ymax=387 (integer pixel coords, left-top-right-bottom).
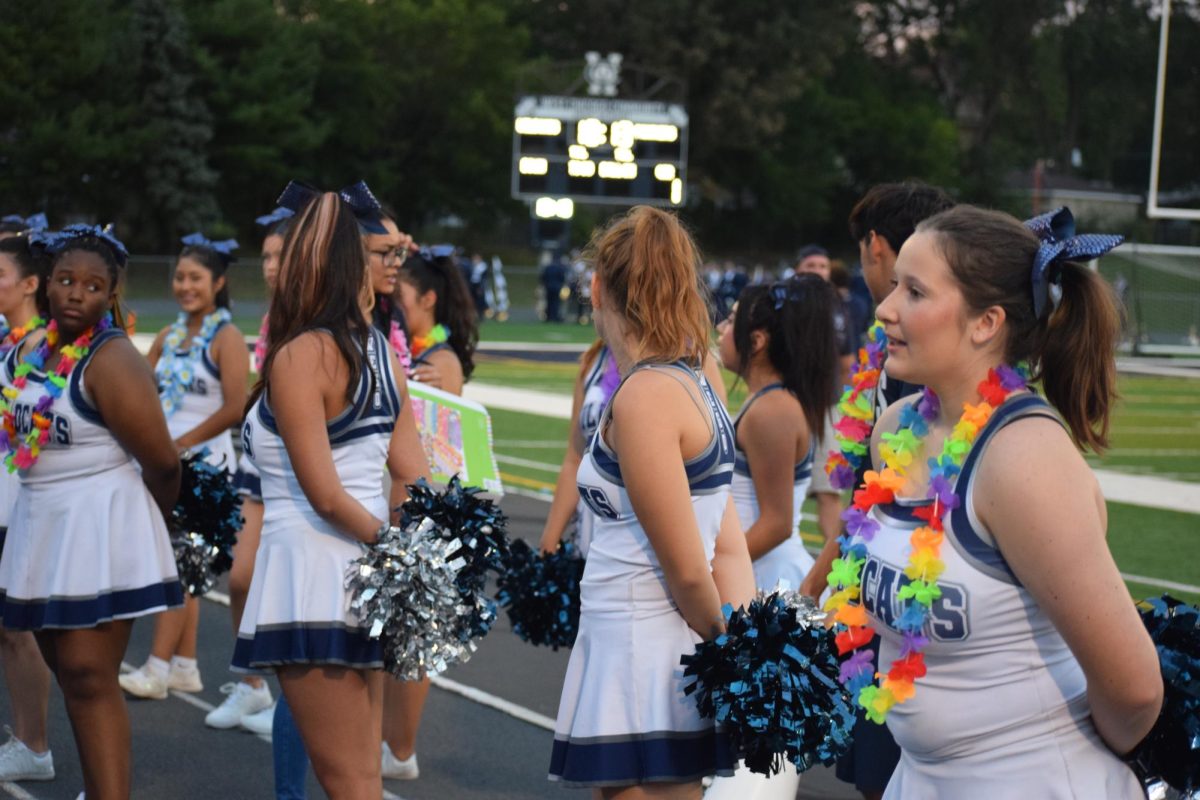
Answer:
xmin=170 ymin=656 xmax=197 ymax=672
xmin=145 ymin=656 xmax=170 ymax=681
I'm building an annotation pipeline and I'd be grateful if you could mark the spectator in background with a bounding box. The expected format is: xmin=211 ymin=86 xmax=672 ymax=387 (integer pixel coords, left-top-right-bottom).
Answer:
xmin=830 ymin=261 xmax=865 ymax=351
xmin=489 ymin=254 xmax=510 ymax=322
xmin=795 ymin=243 xmax=832 ymax=282
xmin=540 ymin=250 xmax=568 ymax=322
xmin=468 ymin=253 xmax=489 ymax=318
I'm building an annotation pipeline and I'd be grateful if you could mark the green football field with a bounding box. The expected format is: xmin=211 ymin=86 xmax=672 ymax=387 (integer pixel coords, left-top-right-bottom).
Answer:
xmin=479 ymin=365 xmax=1200 ymax=606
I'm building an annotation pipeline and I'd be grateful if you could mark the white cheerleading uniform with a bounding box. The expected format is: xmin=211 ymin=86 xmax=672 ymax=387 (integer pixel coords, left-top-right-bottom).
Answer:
xmin=550 ymin=360 xmax=737 ymax=787
xmin=162 ymin=320 xmax=236 ymax=471
xmin=0 ymin=328 xmax=182 ymax=629
xmin=730 ymin=383 xmax=815 ymax=591
xmin=232 ymin=328 xmax=401 ymax=672
xmin=0 ymin=332 xmax=23 ymax=531
xmin=569 ymin=347 xmax=612 ymax=558
xmin=851 ymin=394 xmax=1141 ymax=798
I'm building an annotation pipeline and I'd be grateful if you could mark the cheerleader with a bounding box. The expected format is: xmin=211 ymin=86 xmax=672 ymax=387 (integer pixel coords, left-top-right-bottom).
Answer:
xmin=539 ymin=341 xmax=730 ymax=559
xmin=366 ymin=209 xmax=412 ymax=367
xmin=0 ymin=232 xmax=54 ymax=783
xmin=830 ymin=205 xmax=1161 ymax=797
xmin=206 ymin=209 xmax=290 ymax=734
xmin=396 ymin=246 xmax=477 ymax=393
xmin=232 ymin=187 xmax=426 ymax=797
xmin=550 ymin=206 xmax=755 ymax=794
xmin=380 ymin=244 xmax=480 ymax=780
xmin=121 ymin=233 xmax=249 ymax=701
xmin=0 ymin=225 xmax=181 ymax=799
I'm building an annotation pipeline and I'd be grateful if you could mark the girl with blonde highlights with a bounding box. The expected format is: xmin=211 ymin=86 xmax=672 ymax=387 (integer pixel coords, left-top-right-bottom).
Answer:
xmin=550 ymin=206 xmax=754 ymax=796
xmin=233 ymin=189 xmax=427 ymax=799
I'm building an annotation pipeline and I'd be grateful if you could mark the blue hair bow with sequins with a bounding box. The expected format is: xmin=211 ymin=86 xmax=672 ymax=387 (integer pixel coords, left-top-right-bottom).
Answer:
xmin=28 ymin=223 xmax=129 ymax=267
xmin=181 ymin=232 xmax=239 ymax=257
xmin=276 ymin=179 xmax=388 ymax=234
xmin=770 ymin=278 xmax=806 ymax=310
xmin=254 ymin=207 xmax=294 ymax=227
xmin=1 ymin=213 xmax=48 ymax=232
xmin=1023 ymin=207 xmax=1123 ymax=319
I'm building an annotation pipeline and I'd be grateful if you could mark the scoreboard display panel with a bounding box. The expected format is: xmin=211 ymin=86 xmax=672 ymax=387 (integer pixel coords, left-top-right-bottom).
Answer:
xmin=511 ymin=95 xmax=688 ymax=209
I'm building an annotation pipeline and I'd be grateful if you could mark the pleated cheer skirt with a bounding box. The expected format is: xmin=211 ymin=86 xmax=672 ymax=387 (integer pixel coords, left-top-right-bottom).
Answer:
xmin=232 ymin=453 xmax=262 ymax=503
xmin=549 ymin=580 xmax=735 ymax=787
xmin=232 ymin=509 xmax=383 ymax=673
xmin=0 ymin=462 xmax=182 ymax=630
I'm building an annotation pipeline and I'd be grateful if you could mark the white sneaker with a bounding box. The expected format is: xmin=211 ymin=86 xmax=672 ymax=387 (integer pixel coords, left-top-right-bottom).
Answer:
xmin=0 ymin=728 xmax=53 ymax=781
xmin=381 ymin=741 xmax=418 ymax=780
xmin=239 ymin=701 xmax=275 ymax=736
xmin=167 ymin=663 xmax=203 ymax=693
xmin=205 ymin=682 xmax=274 ymax=730
xmin=118 ymin=665 xmax=168 ymax=700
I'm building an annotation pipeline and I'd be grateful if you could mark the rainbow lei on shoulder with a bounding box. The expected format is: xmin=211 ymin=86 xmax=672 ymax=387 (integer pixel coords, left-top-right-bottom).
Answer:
xmin=410 ymin=322 xmax=448 ymax=360
xmin=155 ymin=308 xmax=232 ymax=417
xmin=0 ymin=316 xmax=46 ymax=356
xmin=388 ymin=320 xmax=412 ymax=374
xmin=253 ymin=312 xmax=268 ymax=373
xmin=0 ymin=314 xmax=114 ymax=473
xmin=825 ymin=364 xmax=1027 ymax=723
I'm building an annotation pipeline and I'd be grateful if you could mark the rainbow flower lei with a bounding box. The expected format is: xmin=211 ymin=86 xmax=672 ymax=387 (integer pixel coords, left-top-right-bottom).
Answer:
xmin=0 ymin=316 xmax=46 ymax=355
xmin=252 ymin=311 xmax=268 ymax=373
xmin=826 ymin=322 xmax=887 ymax=490
xmin=0 ymin=314 xmax=114 ymax=473
xmin=410 ymin=322 xmax=449 ymax=360
xmin=825 ymin=364 xmax=1027 ymax=723
xmin=155 ymin=308 xmax=232 ymax=417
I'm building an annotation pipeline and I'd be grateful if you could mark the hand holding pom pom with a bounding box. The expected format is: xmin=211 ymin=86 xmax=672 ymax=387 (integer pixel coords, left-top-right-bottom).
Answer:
xmin=680 ymin=590 xmax=855 ymax=776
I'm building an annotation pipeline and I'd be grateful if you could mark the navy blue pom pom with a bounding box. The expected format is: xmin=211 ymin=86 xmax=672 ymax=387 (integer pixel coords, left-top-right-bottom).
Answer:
xmin=497 ymin=539 xmax=585 ymax=650
xmin=1128 ymin=595 xmax=1200 ymax=795
xmin=681 ymin=591 xmax=855 ymax=776
xmin=170 ymin=450 xmax=243 ymax=596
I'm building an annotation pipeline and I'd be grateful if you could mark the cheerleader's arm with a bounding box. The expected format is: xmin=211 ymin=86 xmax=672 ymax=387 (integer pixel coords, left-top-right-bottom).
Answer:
xmin=976 ymin=415 xmax=1163 ymax=755
xmin=385 ymin=347 xmax=429 ymax=520
xmin=539 ymin=357 xmax=588 ymax=553
xmin=711 ymin=497 xmax=755 ymax=610
xmin=87 ymin=335 xmax=181 ymax=517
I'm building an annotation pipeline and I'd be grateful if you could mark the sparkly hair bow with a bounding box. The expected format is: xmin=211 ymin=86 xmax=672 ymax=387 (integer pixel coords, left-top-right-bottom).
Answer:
xmin=181 ymin=232 xmax=239 ymax=257
xmin=770 ymin=278 xmax=805 ymax=310
xmin=1023 ymin=206 xmax=1123 ymax=319
xmin=28 ymin=223 xmax=129 ymax=267
xmin=254 ymin=207 xmax=294 ymax=227
xmin=276 ymin=179 xmax=388 ymax=234
xmin=1 ymin=213 xmax=48 ymax=232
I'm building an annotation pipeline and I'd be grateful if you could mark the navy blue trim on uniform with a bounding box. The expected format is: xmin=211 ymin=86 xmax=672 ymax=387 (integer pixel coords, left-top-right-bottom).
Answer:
xmin=587 ymin=360 xmax=735 ymax=493
xmin=231 ymin=623 xmax=384 ymax=673
xmin=947 ymin=394 xmax=1062 ymax=586
xmin=68 ymin=328 xmax=126 ymax=427
xmin=732 ymin=384 xmax=815 ymax=482
xmin=328 ymin=422 xmax=396 ymax=446
xmin=549 ymin=729 xmax=735 ymax=786
xmin=197 ymin=318 xmax=231 ymax=378
xmin=0 ymin=579 xmax=184 ymax=630
xmin=411 ymin=341 xmax=451 ymax=368
xmin=233 ymin=468 xmax=263 ymax=501
xmin=374 ymin=328 xmax=402 ymax=414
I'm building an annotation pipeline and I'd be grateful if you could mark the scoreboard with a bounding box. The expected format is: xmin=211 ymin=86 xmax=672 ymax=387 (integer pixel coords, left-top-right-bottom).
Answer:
xmin=511 ymin=95 xmax=688 ymax=214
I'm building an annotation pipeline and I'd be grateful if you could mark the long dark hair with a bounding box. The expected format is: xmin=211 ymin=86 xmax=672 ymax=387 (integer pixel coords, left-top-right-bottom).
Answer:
xmin=250 ymin=191 xmax=372 ymax=409
xmin=732 ymin=274 xmax=837 ymax=437
xmin=919 ymin=205 xmax=1121 ymax=451
xmin=0 ymin=235 xmax=50 ymax=317
xmin=400 ymin=250 xmax=477 ymax=380
xmin=178 ymin=245 xmax=233 ymax=309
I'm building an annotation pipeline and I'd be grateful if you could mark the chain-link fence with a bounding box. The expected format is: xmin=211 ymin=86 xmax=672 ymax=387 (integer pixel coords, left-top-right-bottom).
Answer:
xmin=1100 ymin=244 xmax=1200 ymax=355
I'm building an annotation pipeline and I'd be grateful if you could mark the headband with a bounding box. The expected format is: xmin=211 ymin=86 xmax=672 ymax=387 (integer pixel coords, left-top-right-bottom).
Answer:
xmin=1 ymin=213 xmax=48 ymax=232
xmin=28 ymin=224 xmax=129 ymax=267
xmin=181 ymin=232 xmax=239 ymax=259
xmin=254 ymin=207 xmax=294 ymax=228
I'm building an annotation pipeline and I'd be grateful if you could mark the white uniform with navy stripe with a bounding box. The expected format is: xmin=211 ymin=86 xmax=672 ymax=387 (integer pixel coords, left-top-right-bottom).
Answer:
xmin=730 ymin=383 xmax=815 ymax=591
xmin=569 ymin=347 xmax=612 ymax=558
xmin=0 ymin=328 xmax=183 ymax=629
xmin=232 ymin=328 xmax=401 ymax=671
xmin=163 ymin=320 xmax=237 ymax=470
xmin=851 ymin=394 xmax=1141 ymax=798
xmin=0 ymin=332 xmax=22 ymax=530
xmin=550 ymin=360 xmax=737 ymax=786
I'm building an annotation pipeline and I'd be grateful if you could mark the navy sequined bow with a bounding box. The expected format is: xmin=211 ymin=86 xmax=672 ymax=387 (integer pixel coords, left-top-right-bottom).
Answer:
xmin=29 ymin=224 xmax=129 ymax=267
xmin=1023 ymin=207 xmax=1123 ymax=319
xmin=770 ymin=279 xmax=805 ymax=310
xmin=276 ymin=180 xmax=387 ymax=234
xmin=1 ymin=213 xmax=48 ymax=232
xmin=254 ymin=207 xmax=294 ymax=227
xmin=181 ymin=232 xmax=239 ymax=256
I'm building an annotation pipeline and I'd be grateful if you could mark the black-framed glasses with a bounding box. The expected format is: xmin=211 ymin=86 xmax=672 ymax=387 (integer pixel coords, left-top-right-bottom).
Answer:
xmin=368 ymin=247 xmax=407 ymax=265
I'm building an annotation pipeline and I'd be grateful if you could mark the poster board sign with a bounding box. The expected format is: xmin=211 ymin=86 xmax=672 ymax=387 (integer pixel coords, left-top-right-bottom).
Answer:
xmin=408 ymin=381 xmax=503 ymax=496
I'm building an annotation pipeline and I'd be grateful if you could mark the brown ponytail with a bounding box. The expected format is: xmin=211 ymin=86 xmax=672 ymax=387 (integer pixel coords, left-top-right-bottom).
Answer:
xmin=587 ymin=206 xmax=710 ymax=365
xmin=919 ymin=205 xmax=1119 ymax=452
